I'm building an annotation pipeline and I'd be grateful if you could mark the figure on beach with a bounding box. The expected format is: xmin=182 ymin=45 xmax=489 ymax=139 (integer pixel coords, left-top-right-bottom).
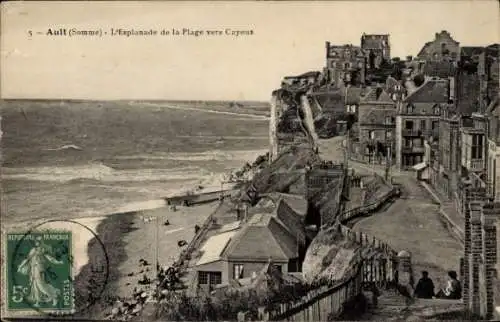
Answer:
xmin=413 ymin=270 xmax=435 ymax=299
xmin=17 ymin=239 xmax=64 ymax=307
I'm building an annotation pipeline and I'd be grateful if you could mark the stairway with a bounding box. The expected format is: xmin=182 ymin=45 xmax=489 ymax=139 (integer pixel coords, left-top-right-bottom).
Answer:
xmin=359 ymin=289 xmax=465 ymax=321
xmin=363 ymin=290 xmax=413 ymax=321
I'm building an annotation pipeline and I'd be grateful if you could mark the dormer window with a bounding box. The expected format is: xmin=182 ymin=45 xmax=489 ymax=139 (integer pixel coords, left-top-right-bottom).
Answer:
xmin=406 ymin=104 xmax=414 ymax=114
xmin=433 ymin=105 xmax=441 ymax=115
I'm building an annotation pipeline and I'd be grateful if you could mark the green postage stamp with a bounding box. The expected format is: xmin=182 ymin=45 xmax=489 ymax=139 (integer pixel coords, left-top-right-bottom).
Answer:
xmin=5 ymin=230 xmax=74 ymax=314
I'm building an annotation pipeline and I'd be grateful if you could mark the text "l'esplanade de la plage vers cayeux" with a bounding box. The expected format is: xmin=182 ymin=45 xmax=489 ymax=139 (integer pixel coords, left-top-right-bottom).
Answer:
xmin=42 ymin=28 xmax=254 ymax=37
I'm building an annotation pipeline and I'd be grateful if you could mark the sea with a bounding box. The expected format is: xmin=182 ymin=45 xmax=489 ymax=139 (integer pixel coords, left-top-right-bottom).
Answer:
xmin=1 ymin=100 xmax=270 ymax=225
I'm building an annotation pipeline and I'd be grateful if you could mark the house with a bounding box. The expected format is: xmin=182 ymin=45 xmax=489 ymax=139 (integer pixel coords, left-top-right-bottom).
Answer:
xmin=478 ymin=44 xmax=500 ymax=112
xmin=385 ymin=76 xmax=406 ymax=102
xmin=422 ymin=60 xmax=457 ymax=78
xmin=325 ymin=43 xmax=366 ymax=88
xmin=356 ymin=86 xmax=396 ymax=164
xmin=361 ymin=33 xmax=391 ymax=69
xmin=416 ymin=30 xmax=460 ymax=62
xmin=484 ymin=94 xmax=500 ymax=200
xmin=193 ymin=211 xmax=304 ymax=292
xmin=192 ymin=193 xmax=310 ymax=292
xmin=282 ymin=71 xmax=322 ymax=87
xmin=428 ymin=111 xmax=461 ymax=198
xmin=395 ymin=77 xmax=451 ymax=170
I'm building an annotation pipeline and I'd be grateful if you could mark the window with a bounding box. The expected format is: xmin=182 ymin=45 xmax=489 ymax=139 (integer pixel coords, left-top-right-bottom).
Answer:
xmin=274 ymin=265 xmax=282 ymax=273
xmin=432 ymin=121 xmax=439 ymax=130
xmin=386 ymin=130 xmax=392 ymax=139
xmin=405 ymin=120 xmax=414 ymax=130
xmin=385 ymin=116 xmax=392 ymax=125
xmin=406 ymin=105 xmax=414 ymax=114
xmin=233 ymin=264 xmax=244 ymax=279
xmin=404 ymin=138 xmax=412 ymax=148
xmin=344 ymin=62 xmax=350 ymax=69
xmin=209 ymin=272 xmax=222 ymax=285
xmin=433 ymin=105 xmax=441 ymax=115
xmin=198 ymin=271 xmax=208 ymax=285
xmin=198 ymin=271 xmax=222 ymax=285
xmin=369 ymin=130 xmax=375 ymax=140
xmin=471 ymin=134 xmax=483 ymax=159
xmin=420 ymin=120 xmax=426 ymax=131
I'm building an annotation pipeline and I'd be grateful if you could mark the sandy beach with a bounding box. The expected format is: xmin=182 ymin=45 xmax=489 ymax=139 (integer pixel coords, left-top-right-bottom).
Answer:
xmin=75 ymin=201 xmax=219 ymax=319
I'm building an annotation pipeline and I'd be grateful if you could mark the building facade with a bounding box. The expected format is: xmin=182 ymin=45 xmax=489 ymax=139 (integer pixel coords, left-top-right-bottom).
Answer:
xmin=416 ymin=30 xmax=460 ymax=62
xmin=395 ymin=77 xmax=450 ymax=170
xmin=356 ymin=87 xmax=396 ymax=164
xmin=325 ymin=42 xmax=366 ymax=88
xmin=360 ymin=33 xmax=391 ymax=69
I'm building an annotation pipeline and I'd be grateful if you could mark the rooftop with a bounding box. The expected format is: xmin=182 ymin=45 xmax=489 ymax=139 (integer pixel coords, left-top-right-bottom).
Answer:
xmin=403 ymin=78 xmax=449 ymax=103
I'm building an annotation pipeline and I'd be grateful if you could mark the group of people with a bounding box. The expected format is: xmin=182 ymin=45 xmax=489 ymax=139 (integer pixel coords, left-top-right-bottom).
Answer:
xmin=413 ymin=270 xmax=462 ymax=300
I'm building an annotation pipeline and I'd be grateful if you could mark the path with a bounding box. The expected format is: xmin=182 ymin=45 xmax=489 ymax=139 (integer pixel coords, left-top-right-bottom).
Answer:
xmin=352 ymin=174 xmax=463 ymax=290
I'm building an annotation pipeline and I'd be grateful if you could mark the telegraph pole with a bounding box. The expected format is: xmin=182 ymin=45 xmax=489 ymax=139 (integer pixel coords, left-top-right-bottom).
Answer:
xmin=344 ymin=84 xmax=349 ymax=169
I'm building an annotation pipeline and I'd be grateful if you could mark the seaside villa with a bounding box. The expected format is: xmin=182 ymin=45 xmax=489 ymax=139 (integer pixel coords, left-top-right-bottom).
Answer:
xmin=191 ymin=193 xmax=309 ymax=293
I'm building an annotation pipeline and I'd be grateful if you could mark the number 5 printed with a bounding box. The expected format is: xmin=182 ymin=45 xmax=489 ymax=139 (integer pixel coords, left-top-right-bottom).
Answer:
xmin=12 ymin=285 xmax=27 ymax=303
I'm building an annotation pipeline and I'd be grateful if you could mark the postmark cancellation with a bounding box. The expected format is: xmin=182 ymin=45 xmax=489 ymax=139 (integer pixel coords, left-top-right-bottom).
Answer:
xmin=5 ymin=230 xmax=75 ymax=315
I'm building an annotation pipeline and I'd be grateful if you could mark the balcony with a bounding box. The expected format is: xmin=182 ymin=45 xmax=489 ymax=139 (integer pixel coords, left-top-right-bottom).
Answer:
xmin=402 ymin=129 xmax=422 ymax=137
xmin=468 ymin=159 xmax=484 ymax=172
xmin=402 ymin=146 xmax=425 ymax=154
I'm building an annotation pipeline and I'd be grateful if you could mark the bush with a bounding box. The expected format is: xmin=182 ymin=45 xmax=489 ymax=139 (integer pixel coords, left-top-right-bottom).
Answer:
xmin=413 ymin=74 xmax=425 ymax=87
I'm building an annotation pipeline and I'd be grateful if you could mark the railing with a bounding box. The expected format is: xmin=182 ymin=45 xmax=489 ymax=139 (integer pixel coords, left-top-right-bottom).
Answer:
xmin=260 ymin=228 xmax=397 ymax=321
xmin=469 ymin=159 xmax=484 ymax=171
xmin=174 ymin=201 xmax=225 ymax=267
xmin=402 ymin=146 xmax=425 ymax=153
xmin=402 ymin=129 xmax=422 ymax=137
xmin=337 ymin=187 xmax=399 ymax=224
xmin=255 ymin=175 xmax=399 ymax=321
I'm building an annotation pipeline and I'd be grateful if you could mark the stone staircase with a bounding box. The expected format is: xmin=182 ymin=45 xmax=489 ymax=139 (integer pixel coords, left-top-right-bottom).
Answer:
xmin=359 ymin=289 xmax=466 ymax=321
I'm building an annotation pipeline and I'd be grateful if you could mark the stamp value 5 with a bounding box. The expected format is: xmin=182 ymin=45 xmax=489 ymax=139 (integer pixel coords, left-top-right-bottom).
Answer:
xmin=6 ymin=231 xmax=74 ymax=314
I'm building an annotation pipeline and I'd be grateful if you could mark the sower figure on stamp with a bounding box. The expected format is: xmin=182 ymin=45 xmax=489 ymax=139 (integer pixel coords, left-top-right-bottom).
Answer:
xmin=17 ymin=240 xmax=64 ymax=307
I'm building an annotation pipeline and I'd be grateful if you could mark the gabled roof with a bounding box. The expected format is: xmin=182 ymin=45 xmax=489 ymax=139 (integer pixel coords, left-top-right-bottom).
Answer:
xmin=385 ymin=76 xmax=400 ymax=90
xmin=403 ymin=78 xmax=449 ymax=103
xmin=417 ymin=42 xmax=432 ymax=58
xmin=196 ymin=230 xmax=238 ymax=266
xmin=345 ymin=87 xmax=366 ymax=105
xmin=360 ymin=87 xmax=393 ymax=103
xmin=265 ymin=192 xmax=308 ymax=217
xmin=222 ymin=213 xmax=298 ymax=261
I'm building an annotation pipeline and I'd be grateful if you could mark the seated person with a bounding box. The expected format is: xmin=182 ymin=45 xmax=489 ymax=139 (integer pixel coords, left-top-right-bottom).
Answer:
xmin=414 ymin=270 xmax=435 ymax=299
xmin=436 ymin=270 xmax=462 ymax=299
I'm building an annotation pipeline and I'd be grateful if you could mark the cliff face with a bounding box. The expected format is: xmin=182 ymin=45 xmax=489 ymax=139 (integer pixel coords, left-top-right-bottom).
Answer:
xmin=302 ymin=224 xmax=360 ymax=284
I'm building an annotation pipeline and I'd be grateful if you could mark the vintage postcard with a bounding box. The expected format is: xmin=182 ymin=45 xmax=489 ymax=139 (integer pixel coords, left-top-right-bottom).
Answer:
xmin=1 ymin=1 xmax=499 ymax=321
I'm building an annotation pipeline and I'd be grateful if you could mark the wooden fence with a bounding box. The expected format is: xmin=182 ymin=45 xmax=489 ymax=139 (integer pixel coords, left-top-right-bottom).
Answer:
xmin=174 ymin=201 xmax=224 ymax=267
xmin=258 ymin=249 xmax=397 ymax=321
xmin=254 ymin=173 xmax=400 ymax=321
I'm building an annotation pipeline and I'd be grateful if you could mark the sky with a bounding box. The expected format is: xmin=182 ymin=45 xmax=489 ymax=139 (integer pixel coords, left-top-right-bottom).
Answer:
xmin=1 ymin=1 xmax=499 ymax=101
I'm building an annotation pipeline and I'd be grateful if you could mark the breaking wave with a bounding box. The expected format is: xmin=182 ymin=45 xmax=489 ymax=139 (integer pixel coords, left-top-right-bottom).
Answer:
xmin=113 ymin=149 xmax=268 ymax=162
xmin=45 ymin=144 xmax=83 ymax=151
xmin=2 ymin=163 xmax=217 ymax=183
